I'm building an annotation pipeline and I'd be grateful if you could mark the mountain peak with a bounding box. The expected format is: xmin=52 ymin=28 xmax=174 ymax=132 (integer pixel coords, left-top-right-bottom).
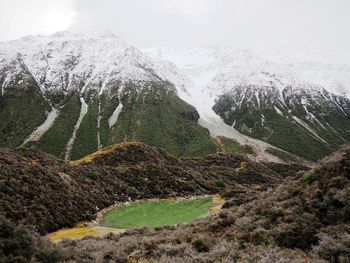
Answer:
xmin=0 ymin=31 xmax=192 ymax=99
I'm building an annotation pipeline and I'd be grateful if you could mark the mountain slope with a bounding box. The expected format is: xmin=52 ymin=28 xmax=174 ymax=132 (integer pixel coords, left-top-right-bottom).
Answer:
xmin=1 ymin=34 xmax=348 ymax=161
xmin=146 ymin=47 xmax=350 ymax=161
xmin=0 ymin=56 xmax=51 ymax=147
xmin=213 ymin=84 xmax=350 ymax=161
xmin=0 ymin=32 xmax=216 ymax=159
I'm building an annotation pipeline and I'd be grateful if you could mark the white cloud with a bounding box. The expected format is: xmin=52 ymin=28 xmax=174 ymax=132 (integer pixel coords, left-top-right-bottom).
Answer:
xmin=158 ymin=0 xmax=215 ymax=23
xmin=0 ymin=0 xmax=349 ymax=63
xmin=42 ymin=1 xmax=76 ymax=34
xmin=0 ymin=0 xmax=75 ymax=41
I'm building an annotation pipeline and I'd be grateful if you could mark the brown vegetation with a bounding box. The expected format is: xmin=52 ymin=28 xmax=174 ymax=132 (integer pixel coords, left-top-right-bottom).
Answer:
xmin=0 ymin=142 xmax=285 ymax=234
xmin=3 ymin=142 xmax=348 ymax=262
xmin=54 ymin=145 xmax=350 ymax=262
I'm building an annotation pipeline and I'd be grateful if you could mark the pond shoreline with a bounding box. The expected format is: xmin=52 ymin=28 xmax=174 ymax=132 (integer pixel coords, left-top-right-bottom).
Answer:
xmin=91 ymin=194 xmax=223 ymax=227
xmin=46 ymin=194 xmax=225 ymax=243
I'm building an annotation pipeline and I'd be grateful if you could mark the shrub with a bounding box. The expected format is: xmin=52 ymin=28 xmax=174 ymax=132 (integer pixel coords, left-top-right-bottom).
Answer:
xmin=85 ymin=171 xmax=100 ymax=180
xmin=192 ymin=238 xmax=209 ymax=253
xmin=0 ymin=218 xmax=35 ymax=262
xmin=302 ymin=170 xmax=317 ymax=185
xmin=35 ymin=249 xmax=62 ymax=263
xmin=215 ymin=179 xmax=225 ymax=188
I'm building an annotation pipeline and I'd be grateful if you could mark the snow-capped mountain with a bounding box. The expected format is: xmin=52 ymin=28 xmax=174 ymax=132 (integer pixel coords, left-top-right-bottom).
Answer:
xmin=0 ymin=31 xmax=191 ymax=98
xmin=0 ymin=31 xmax=214 ymax=160
xmin=1 ymin=32 xmax=349 ymax=162
xmin=145 ymin=47 xmax=350 ymax=161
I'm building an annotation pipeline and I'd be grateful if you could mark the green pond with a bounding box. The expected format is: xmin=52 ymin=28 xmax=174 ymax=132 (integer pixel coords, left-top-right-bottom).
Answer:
xmin=102 ymin=196 xmax=213 ymax=228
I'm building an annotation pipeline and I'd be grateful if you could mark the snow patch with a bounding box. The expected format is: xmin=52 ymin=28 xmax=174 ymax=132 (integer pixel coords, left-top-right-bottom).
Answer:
xmin=108 ymin=100 xmax=123 ymax=128
xmin=22 ymin=108 xmax=59 ymax=145
xmin=292 ymin=116 xmax=329 ymax=145
xmin=300 ymin=98 xmax=327 ymax=130
xmin=274 ymin=105 xmax=283 ymax=116
xmin=232 ymin=119 xmax=236 ymax=127
xmin=96 ymin=98 xmax=102 ymax=149
xmin=255 ymin=91 xmax=260 ymax=108
xmin=261 ymin=114 xmax=265 ymax=126
xmin=65 ymin=97 xmax=88 ymax=160
xmin=328 ymin=94 xmax=348 ymax=116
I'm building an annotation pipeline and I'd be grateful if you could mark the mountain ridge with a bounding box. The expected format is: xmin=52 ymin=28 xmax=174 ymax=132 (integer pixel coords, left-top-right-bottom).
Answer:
xmin=146 ymin=47 xmax=350 ymax=161
xmin=0 ymin=32 xmax=349 ymax=162
xmin=0 ymin=31 xmax=217 ymax=160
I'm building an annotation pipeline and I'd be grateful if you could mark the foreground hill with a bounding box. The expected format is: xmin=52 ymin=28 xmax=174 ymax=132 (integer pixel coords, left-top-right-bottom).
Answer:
xmin=53 ymin=145 xmax=350 ymax=262
xmin=0 ymin=142 xmax=291 ymax=236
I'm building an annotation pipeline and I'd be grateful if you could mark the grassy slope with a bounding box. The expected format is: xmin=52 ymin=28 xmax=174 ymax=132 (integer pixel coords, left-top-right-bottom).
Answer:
xmin=213 ymin=95 xmax=335 ymax=161
xmin=106 ymin=83 xmax=217 ymax=157
xmin=71 ymin=98 xmax=99 ymax=160
xmin=34 ymin=95 xmax=81 ymax=158
xmin=102 ymin=197 xmax=213 ymax=228
xmin=99 ymin=87 xmax=120 ymax=148
xmin=0 ymin=74 xmax=217 ymax=159
xmin=263 ymin=108 xmax=333 ymax=161
xmin=43 ymin=81 xmax=217 ymax=160
xmin=218 ymin=136 xmax=254 ymax=155
xmin=0 ymin=76 xmax=50 ymax=148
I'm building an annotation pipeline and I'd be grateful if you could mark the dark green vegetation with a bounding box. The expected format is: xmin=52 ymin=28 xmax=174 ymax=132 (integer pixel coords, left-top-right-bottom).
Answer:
xmin=0 ymin=61 xmax=50 ymax=148
xmin=266 ymin=148 xmax=307 ymax=164
xmin=102 ymin=197 xmax=212 ymax=228
xmin=106 ymin=82 xmax=217 ymax=159
xmin=0 ymin=73 xmax=217 ymax=160
xmin=213 ymin=86 xmax=350 ymax=161
xmin=302 ymin=169 xmax=317 ymax=185
xmin=70 ymin=98 xmax=99 ymax=160
xmin=56 ymin=145 xmax=350 ymax=263
xmin=31 ymin=95 xmax=81 ymax=158
xmin=0 ymin=218 xmax=61 ymax=263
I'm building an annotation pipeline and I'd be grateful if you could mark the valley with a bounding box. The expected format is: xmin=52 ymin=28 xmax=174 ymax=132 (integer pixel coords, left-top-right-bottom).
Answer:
xmin=0 ymin=31 xmax=349 ymax=263
xmin=1 ymin=32 xmax=349 ymax=164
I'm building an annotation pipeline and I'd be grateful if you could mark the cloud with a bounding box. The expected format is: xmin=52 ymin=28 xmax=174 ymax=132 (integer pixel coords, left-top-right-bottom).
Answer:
xmin=157 ymin=0 xmax=216 ymax=23
xmin=1 ymin=0 xmax=349 ymax=63
xmin=42 ymin=1 xmax=76 ymax=34
xmin=0 ymin=0 xmax=75 ymax=41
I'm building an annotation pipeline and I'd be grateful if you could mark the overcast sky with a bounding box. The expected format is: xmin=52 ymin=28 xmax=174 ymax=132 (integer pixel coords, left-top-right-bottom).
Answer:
xmin=0 ymin=0 xmax=349 ymax=63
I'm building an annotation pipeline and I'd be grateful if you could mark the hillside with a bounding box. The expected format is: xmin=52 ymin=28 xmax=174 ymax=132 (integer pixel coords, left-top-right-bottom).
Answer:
xmin=0 ymin=142 xmax=289 ymax=235
xmin=1 ymin=142 xmax=348 ymax=262
xmin=55 ymin=145 xmax=350 ymax=263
